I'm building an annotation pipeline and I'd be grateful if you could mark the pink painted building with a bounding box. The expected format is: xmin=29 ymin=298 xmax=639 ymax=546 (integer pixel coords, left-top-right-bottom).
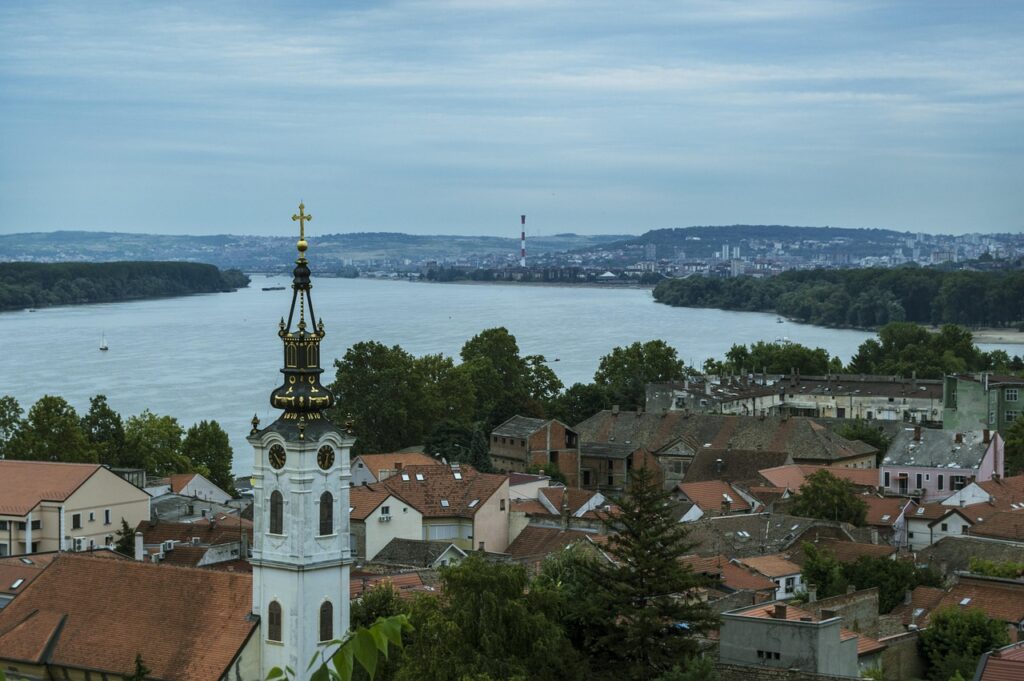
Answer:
xmin=880 ymin=427 xmax=1003 ymax=502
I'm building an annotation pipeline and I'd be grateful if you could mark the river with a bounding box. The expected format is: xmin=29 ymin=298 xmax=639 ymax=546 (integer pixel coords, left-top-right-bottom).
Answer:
xmin=0 ymin=278 xmax=1013 ymax=476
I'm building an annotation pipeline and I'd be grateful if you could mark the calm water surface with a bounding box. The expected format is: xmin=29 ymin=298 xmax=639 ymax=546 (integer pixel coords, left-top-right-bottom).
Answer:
xmin=0 ymin=278 xmax=1012 ymax=475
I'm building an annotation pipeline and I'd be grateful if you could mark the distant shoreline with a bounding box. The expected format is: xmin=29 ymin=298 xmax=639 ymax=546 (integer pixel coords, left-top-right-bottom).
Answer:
xmin=403 ymin=277 xmax=656 ymax=291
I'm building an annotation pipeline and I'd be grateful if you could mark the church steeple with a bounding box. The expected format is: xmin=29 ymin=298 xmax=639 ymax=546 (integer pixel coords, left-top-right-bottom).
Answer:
xmin=269 ymin=202 xmax=334 ymax=433
xmin=250 ymin=202 xmax=352 ymax=678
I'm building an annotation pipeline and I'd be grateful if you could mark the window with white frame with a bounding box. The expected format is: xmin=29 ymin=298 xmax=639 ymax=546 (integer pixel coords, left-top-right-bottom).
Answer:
xmin=1006 ymin=388 xmax=1019 ymax=402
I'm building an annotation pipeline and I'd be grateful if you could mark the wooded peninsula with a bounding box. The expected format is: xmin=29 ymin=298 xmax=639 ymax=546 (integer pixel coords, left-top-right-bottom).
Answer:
xmin=0 ymin=261 xmax=250 ymax=311
xmin=653 ymin=267 xmax=1024 ymax=328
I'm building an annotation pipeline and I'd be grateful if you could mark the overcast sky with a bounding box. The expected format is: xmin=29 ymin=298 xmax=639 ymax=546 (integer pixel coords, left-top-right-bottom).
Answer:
xmin=1 ymin=1 xmax=1022 ymax=237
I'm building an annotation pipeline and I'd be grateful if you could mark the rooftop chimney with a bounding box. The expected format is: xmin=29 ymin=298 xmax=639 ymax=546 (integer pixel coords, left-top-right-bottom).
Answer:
xmin=773 ymin=604 xmax=788 ymax=619
xmin=715 ymin=458 xmax=724 ymax=475
xmin=807 ymin=584 xmax=818 ymax=603
xmin=955 ymin=432 xmax=963 ymax=444
xmin=134 ymin=532 xmax=144 ymax=562
xmin=914 ymin=426 xmax=921 ymax=442
xmin=983 ymin=429 xmax=991 ymax=444
xmin=478 ymin=541 xmax=486 ymax=552
xmin=821 ymin=608 xmax=838 ymax=619
xmin=721 ymin=498 xmax=732 ymax=514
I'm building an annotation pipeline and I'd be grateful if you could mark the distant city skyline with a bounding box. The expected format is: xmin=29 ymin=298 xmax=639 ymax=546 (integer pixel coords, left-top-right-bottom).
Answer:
xmin=1 ymin=1 xmax=1022 ymax=237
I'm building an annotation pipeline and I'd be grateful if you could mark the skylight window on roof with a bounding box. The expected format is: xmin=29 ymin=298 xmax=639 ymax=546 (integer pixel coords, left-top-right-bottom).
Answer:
xmin=790 ymin=524 xmax=799 ymax=531
xmin=19 ymin=558 xmax=32 ymax=565
xmin=916 ymin=508 xmax=925 ymax=515
xmin=440 ymin=499 xmax=449 ymax=508
xmin=349 ymin=507 xmax=354 ymax=513
xmin=723 ymin=493 xmax=734 ymax=503
xmin=913 ymin=608 xmax=924 ymax=618
xmin=11 ymin=579 xmax=24 ymax=589
xmin=881 ymin=515 xmax=891 ymax=522
xmin=401 ymin=473 xmax=410 ymax=481
xmin=468 ymin=499 xmax=479 ymax=508
xmin=416 ymin=473 xmax=425 ymax=481
xmin=959 ymin=598 xmax=972 ymax=606
xmin=453 ymin=471 xmax=463 ymax=480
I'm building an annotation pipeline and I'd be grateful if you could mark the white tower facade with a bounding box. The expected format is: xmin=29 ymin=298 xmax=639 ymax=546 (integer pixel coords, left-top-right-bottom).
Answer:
xmin=250 ymin=203 xmax=352 ymax=676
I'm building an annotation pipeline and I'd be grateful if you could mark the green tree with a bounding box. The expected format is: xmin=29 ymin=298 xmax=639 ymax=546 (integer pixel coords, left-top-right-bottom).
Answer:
xmin=968 ymin=556 xmax=1024 ymax=579
xmin=547 ymin=382 xmax=612 ymax=427
xmin=594 ymin=340 xmax=687 ymax=409
xmin=124 ymin=410 xmax=188 ymax=476
xmin=181 ymin=420 xmax=235 ymax=494
xmin=460 ymin=328 xmax=560 ymax=428
xmin=789 ymin=469 xmax=868 ymax=526
xmin=719 ymin=340 xmax=840 ymax=376
xmin=918 ymin=607 xmax=1009 ymax=681
xmin=81 ymin=394 xmax=126 ymax=467
xmin=350 ymin=583 xmax=410 ymax=681
xmin=423 ymin=419 xmax=492 ymax=472
xmin=0 ymin=395 xmax=23 ymax=459
xmin=125 ymin=653 xmax=150 ymax=681
xmin=1004 ymin=416 xmax=1024 ymax=476
xmin=526 ymin=461 xmax=568 ymax=485
xmin=114 ymin=518 xmax=135 ymax=556
xmin=396 ymin=554 xmax=584 ymax=681
xmin=652 ymin=657 xmax=718 ymax=681
xmin=8 ymin=395 xmax=95 ymax=463
xmin=843 ymin=555 xmax=941 ymax=613
xmin=584 ymin=467 xmax=718 ymax=680
xmin=834 ymin=419 xmax=890 ymax=466
xmin=270 ymin=614 xmax=410 ymax=681
xmin=800 ymin=542 xmax=848 ymax=599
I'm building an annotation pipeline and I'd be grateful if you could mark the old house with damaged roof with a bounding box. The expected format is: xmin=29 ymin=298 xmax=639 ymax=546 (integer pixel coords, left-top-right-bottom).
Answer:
xmin=0 ymin=460 xmax=150 ymax=557
xmin=880 ymin=426 xmax=1004 ymax=501
xmin=489 ymin=415 xmax=581 ymax=486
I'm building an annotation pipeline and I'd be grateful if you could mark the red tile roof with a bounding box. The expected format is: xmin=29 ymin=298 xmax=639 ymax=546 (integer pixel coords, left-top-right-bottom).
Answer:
xmin=0 ymin=461 xmax=101 ymax=515
xmin=978 ymin=641 xmax=1024 ymax=681
xmin=355 ymin=452 xmax=440 ymax=480
xmin=738 ymin=554 xmax=801 ymax=578
xmin=538 ymin=487 xmax=600 ymax=515
xmin=350 ymin=572 xmax=433 ymax=600
xmin=929 ymin=576 xmax=1024 ymax=626
xmin=0 ymin=553 xmax=59 ymax=596
xmin=349 ymin=484 xmax=395 ymax=521
xmin=506 ymin=526 xmax=594 ymax=559
xmin=0 ymin=553 xmax=255 ymax=680
xmin=890 ymin=585 xmax=946 ymax=626
xmin=759 ymin=464 xmax=881 ymax=491
xmin=679 ymin=554 xmax=776 ymax=592
xmin=168 ymin=473 xmax=198 ymax=493
xmin=135 ymin=519 xmax=252 ymax=547
xmin=677 ymin=480 xmax=751 ymax=513
xmin=970 ymin=509 xmax=1024 ymax=541
xmin=380 ymin=464 xmax=506 ymax=518
xmin=510 ymin=499 xmax=549 ymax=515
xmin=863 ymin=496 xmax=913 ymax=528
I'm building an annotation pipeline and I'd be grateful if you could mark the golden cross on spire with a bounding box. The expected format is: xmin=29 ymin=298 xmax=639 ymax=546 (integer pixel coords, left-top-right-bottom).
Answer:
xmin=292 ymin=202 xmax=312 ymax=254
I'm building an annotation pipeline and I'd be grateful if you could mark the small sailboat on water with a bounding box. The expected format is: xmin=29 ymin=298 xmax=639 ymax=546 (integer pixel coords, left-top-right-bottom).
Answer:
xmin=100 ymin=333 xmax=108 ymax=352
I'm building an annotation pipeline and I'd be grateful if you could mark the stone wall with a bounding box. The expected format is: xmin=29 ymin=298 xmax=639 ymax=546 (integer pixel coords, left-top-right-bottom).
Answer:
xmin=804 ymin=587 xmax=880 ymax=634
xmin=878 ymin=630 xmax=925 ymax=681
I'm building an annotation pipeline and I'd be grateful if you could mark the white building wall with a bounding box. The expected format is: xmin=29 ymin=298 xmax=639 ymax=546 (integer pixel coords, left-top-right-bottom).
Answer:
xmin=181 ymin=474 xmax=232 ymax=504
xmin=364 ymin=496 xmax=422 ymax=561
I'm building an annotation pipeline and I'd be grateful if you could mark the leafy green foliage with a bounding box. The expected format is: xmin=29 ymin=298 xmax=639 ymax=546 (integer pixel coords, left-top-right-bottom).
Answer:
xmin=181 ymin=420 xmax=235 ymax=494
xmin=0 ymin=261 xmax=249 ymax=311
xmin=593 ymin=340 xmax=688 ymax=409
xmin=968 ymin=556 xmax=1024 ymax=579
xmin=396 ymin=554 xmax=584 ymax=681
xmin=918 ymin=607 xmax=1010 ymax=681
xmin=6 ymin=395 xmax=95 ymax=463
xmin=526 ymin=461 xmax=567 ymax=485
xmin=789 ymin=470 xmax=868 ymax=526
xmin=423 ymin=419 xmax=492 ymax=472
xmin=654 ymin=267 xmax=1024 ymax=328
xmin=801 ymin=543 xmax=943 ymax=613
xmin=114 ymin=518 xmax=135 ymax=556
xmin=1004 ymin=416 xmax=1024 ymax=476
xmin=269 ymin=614 xmax=410 ymax=681
xmin=705 ymin=340 xmax=842 ymax=376
xmin=651 ymin=657 xmax=718 ymax=681
xmin=834 ymin=419 xmax=890 ymax=460
xmin=581 ymin=467 xmax=718 ymax=680
xmin=0 ymin=395 xmax=23 ymax=460
xmin=81 ymin=394 xmax=126 ymax=467
xmin=125 ymin=653 xmax=151 ymax=681
xmin=351 ymin=583 xmax=411 ymax=681
xmin=547 ymin=382 xmax=612 ymax=427
xmin=124 ymin=410 xmax=189 ymax=475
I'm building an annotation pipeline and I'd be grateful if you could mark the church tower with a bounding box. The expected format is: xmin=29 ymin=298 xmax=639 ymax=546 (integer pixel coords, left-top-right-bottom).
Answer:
xmin=250 ymin=203 xmax=352 ymax=676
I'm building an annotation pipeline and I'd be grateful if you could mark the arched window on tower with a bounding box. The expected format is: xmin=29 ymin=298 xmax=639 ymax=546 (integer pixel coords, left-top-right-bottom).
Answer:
xmin=319 ymin=491 xmax=333 ymax=536
xmin=268 ymin=600 xmax=283 ymax=641
xmin=270 ymin=490 xmax=284 ymax=534
xmin=319 ymin=601 xmax=333 ymax=641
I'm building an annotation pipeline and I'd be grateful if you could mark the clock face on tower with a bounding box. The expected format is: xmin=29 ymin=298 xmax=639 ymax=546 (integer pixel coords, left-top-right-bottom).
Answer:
xmin=268 ymin=444 xmax=286 ymax=469
xmin=317 ymin=445 xmax=335 ymax=470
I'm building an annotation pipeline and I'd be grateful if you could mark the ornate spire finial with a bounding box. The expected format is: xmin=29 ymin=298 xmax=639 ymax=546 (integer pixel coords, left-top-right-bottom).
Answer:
xmin=292 ymin=202 xmax=312 ymax=255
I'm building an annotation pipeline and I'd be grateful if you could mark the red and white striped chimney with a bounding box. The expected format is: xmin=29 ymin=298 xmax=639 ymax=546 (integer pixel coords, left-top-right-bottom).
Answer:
xmin=520 ymin=215 xmax=526 ymax=268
